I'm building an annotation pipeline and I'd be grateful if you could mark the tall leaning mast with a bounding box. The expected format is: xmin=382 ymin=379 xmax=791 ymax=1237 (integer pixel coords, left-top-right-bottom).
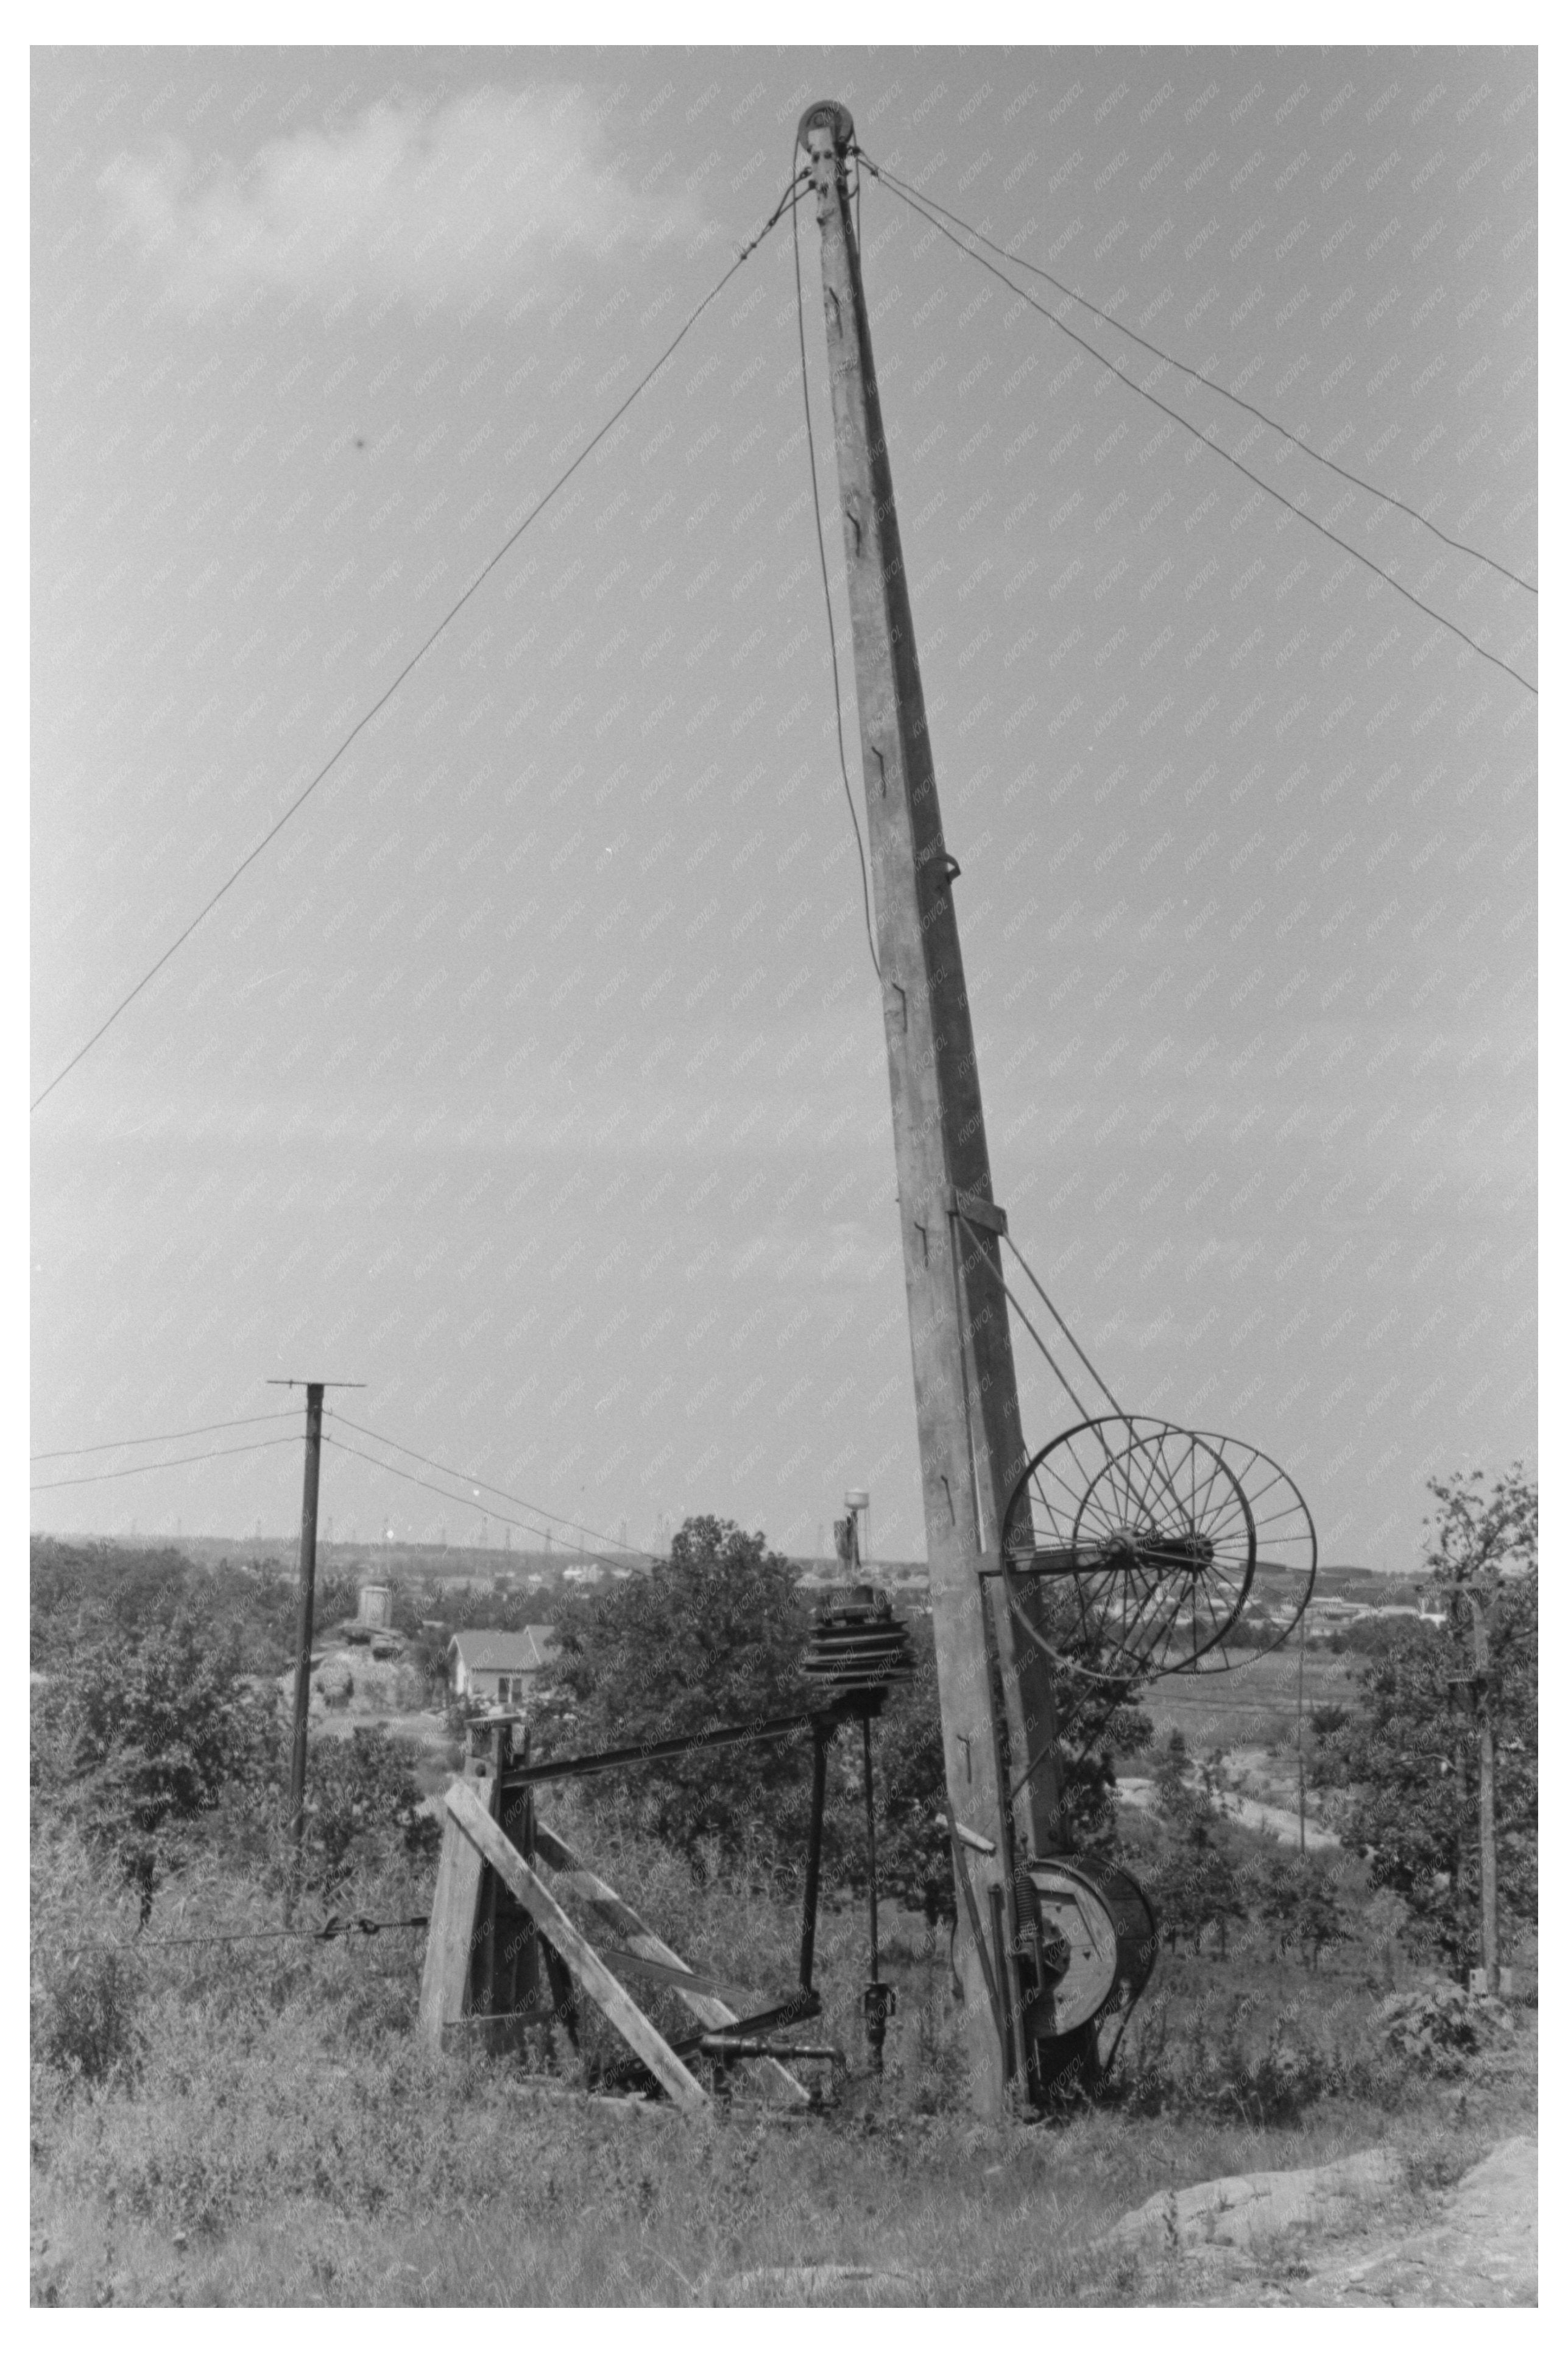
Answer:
xmin=799 ymin=101 xmax=1065 ymax=2115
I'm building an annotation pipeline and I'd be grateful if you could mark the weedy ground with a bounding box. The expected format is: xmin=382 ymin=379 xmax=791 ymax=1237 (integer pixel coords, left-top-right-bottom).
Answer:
xmin=30 ymin=1804 xmax=1536 ymax=2308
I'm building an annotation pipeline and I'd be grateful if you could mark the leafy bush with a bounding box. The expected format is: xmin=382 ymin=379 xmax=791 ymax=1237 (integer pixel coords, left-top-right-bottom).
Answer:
xmin=1373 ymin=1981 xmax=1514 ymax=2075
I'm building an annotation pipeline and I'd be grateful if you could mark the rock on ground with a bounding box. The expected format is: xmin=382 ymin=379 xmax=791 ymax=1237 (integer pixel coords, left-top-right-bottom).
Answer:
xmin=1107 ymin=2134 xmax=1536 ymax=2306
xmin=1109 ymin=2145 xmax=1403 ymax=2255
xmin=1299 ymin=2136 xmax=1536 ymax=2307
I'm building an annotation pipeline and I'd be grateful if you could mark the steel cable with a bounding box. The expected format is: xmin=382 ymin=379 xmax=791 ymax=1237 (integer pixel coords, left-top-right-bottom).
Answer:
xmin=861 ymin=153 xmax=1536 ymax=598
xmin=858 ymin=155 xmax=1537 ymax=699
xmin=31 ymin=172 xmax=810 ymax=1113
xmin=792 ymin=143 xmax=880 ymax=980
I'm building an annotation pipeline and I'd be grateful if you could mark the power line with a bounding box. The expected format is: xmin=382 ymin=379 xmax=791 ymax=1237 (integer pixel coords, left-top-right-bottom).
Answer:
xmin=323 ymin=1431 xmax=658 ymax=1573
xmin=29 ymin=1435 xmax=300 ymax=1492
xmin=35 ymin=1913 xmax=429 ymax=1956
xmin=30 ymin=173 xmax=808 ymax=1116
xmin=863 ymin=154 xmax=1536 ymax=598
xmin=324 ymin=1431 xmax=636 ymax=1567
xmin=31 ymin=1409 xmax=300 ymax=1462
xmin=327 ymin=1409 xmax=661 ymax=1563
xmin=861 ymin=159 xmax=1538 ymax=700
xmin=791 ymin=144 xmax=880 ymax=981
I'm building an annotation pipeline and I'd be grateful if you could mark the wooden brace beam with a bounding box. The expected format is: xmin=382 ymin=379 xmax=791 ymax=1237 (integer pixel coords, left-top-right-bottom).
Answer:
xmin=418 ymin=1760 xmax=496 ymax=2047
xmin=444 ymin=1780 xmax=708 ymax=2115
xmin=534 ymin=1817 xmax=810 ymax=2107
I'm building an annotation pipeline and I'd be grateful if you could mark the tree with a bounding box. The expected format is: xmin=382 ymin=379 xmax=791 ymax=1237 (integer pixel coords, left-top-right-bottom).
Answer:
xmin=1256 ymin=1851 xmax=1304 ymax=1961
xmin=1314 ymin=1468 xmax=1536 ymax=1977
xmin=532 ymin=1513 xmax=1155 ymax=1911
xmin=29 ymin=1535 xmax=358 ymax=1680
xmin=1151 ymin=1727 xmax=1192 ymax=1820
xmin=32 ymin=1618 xmax=280 ymax=1919
xmin=1253 ymin=1849 xmax=1351 ymax=1970
xmin=1422 ymin=1465 xmax=1537 ymax=1992
xmin=531 ymin=1516 xmax=812 ymax=1869
xmin=303 ymin=1727 xmax=439 ymax=1892
xmin=1293 ymin=1854 xmax=1351 ymax=1972
xmin=1144 ymin=1731 xmax=1245 ymax=1955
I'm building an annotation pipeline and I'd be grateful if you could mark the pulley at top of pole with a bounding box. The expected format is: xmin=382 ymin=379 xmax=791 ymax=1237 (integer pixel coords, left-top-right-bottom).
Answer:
xmin=796 ymin=100 xmax=855 ymax=160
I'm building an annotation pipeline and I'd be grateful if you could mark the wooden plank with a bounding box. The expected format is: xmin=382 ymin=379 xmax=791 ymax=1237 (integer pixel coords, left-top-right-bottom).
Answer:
xmin=595 ymin=1945 xmax=752 ymax=2002
xmin=445 ymin=1780 xmax=708 ymax=2115
xmin=534 ymin=1819 xmax=811 ymax=2106
xmin=935 ymin=1811 xmax=998 ymax=1856
xmin=418 ymin=1765 xmax=493 ymax=2048
xmin=948 ymin=1186 xmax=1008 ymax=1236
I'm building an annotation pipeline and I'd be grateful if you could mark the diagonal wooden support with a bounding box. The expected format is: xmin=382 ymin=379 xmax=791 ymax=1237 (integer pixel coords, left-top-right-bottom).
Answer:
xmin=534 ymin=1819 xmax=811 ymax=2107
xmin=418 ymin=1758 xmax=496 ymax=2047
xmin=445 ymin=1779 xmax=709 ymax=2114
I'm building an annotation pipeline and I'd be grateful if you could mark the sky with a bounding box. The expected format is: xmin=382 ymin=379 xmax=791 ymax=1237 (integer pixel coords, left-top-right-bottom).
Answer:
xmin=30 ymin=41 xmax=1536 ymax=1573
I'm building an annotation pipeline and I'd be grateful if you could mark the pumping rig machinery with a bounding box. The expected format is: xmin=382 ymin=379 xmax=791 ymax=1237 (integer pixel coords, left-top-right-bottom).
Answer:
xmin=419 ymin=100 xmax=1317 ymax=2123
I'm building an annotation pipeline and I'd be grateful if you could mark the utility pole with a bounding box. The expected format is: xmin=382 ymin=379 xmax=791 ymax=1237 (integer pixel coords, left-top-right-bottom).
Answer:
xmin=268 ymin=1376 xmax=364 ymax=1899
xmin=799 ymin=101 xmax=1067 ymax=2117
xmin=289 ymin=1382 xmax=325 ymax=1874
xmin=1451 ymin=1585 xmax=1500 ymax=1994
xmin=1296 ymin=1614 xmax=1308 ymax=1855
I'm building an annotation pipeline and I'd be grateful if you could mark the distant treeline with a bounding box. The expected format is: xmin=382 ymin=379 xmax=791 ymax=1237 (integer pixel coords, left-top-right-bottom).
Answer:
xmin=28 ymin=1537 xmax=563 ymax=1682
xmin=29 ymin=1539 xmax=356 ymax=1680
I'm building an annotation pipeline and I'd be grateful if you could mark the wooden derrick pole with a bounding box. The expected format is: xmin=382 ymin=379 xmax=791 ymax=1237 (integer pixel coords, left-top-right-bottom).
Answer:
xmin=799 ymin=100 xmax=1066 ymax=2116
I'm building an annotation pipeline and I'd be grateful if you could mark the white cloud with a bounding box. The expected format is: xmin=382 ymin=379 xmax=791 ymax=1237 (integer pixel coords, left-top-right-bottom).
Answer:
xmin=99 ymin=84 xmax=702 ymax=316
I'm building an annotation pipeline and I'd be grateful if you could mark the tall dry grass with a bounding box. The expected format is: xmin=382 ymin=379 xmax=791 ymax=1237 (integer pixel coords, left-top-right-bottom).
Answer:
xmin=30 ymin=1803 xmax=1537 ymax=2307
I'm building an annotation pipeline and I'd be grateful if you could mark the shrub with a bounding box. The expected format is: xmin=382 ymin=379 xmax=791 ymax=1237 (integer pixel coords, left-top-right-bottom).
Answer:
xmin=1373 ymin=1981 xmax=1514 ymax=2076
xmin=1104 ymin=1990 xmax=1343 ymax=2124
xmin=33 ymin=1617 xmax=282 ymax=1919
xmin=304 ymin=1728 xmax=440 ymax=1894
xmin=33 ymin=1945 xmax=144 ymax=2087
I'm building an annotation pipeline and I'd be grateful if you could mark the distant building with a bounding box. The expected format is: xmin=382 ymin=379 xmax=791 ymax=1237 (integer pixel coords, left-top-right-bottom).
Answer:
xmin=447 ymin=1624 xmax=557 ymax=1708
xmin=1307 ymin=1597 xmax=1367 ymax=1625
xmin=358 ymin=1582 xmax=392 ymax=1630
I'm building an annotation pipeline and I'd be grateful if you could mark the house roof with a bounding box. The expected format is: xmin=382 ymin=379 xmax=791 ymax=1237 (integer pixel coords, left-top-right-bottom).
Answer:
xmin=448 ymin=1626 xmax=556 ymax=1672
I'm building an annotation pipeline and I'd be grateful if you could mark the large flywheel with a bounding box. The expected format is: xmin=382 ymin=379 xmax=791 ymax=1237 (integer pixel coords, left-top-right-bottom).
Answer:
xmin=1000 ymin=1415 xmax=1313 ymax=1683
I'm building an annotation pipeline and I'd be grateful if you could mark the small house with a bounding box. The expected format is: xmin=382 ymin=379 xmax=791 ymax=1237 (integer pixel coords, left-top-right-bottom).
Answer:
xmin=447 ymin=1624 xmax=557 ymax=1709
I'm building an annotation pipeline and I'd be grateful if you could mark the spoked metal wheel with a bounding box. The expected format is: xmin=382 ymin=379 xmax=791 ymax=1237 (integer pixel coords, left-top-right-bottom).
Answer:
xmin=1167 ymin=1430 xmax=1316 ymax=1671
xmin=1000 ymin=1417 xmax=1256 ymax=1683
